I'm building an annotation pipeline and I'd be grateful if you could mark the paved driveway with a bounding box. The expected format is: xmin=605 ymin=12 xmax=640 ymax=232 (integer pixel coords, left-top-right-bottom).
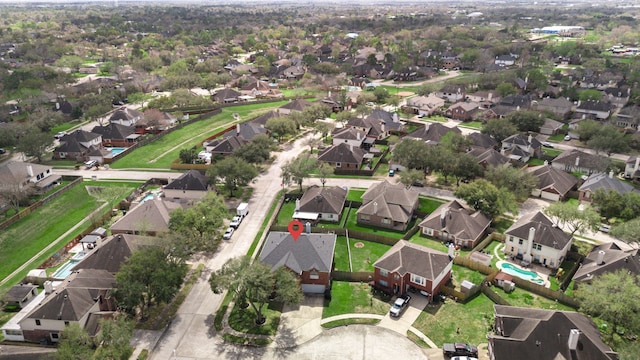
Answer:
xmin=274 ymin=295 xmax=324 ymax=347
xmin=379 ymin=292 xmax=430 ymax=335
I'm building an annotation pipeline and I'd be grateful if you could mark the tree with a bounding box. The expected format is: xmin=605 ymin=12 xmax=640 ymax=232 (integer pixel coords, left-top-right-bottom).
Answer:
xmin=578 ymin=89 xmax=603 ymax=101
xmin=373 ymin=87 xmax=390 ymax=103
xmin=507 ymin=111 xmax=545 ymax=132
xmin=592 ymin=189 xmax=640 ymax=221
xmin=281 ymin=153 xmax=317 ymax=192
xmin=575 ymin=270 xmax=640 ymax=337
xmin=496 ymin=82 xmax=517 ymax=97
xmin=234 ymin=134 xmax=275 ymax=164
xmin=93 ymin=317 xmax=135 ymax=360
xmin=454 ymin=179 xmax=518 ymax=219
xmin=452 ymin=154 xmax=483 ymax=186
xmin=168 ymin=194 xmax=228 ymax=251
xmin=587 ymin=125 xmax=629 ymax=156
xmin=55 ymin=323 xmax=94 ymax=360
xmin=15 ymin=128 xmax=53 ymax=163
xmin=0 ymin=179 xmax=35 ymax=214
xmin=482 ymin=118 xmax=518 ymax=144
xmin=484 ymin=166 xmax=538 ymax=202
xmin=266 ymin=117 xmax=297 ymax=141
xmin=399 ymin=169 xmax=424 ymax=189
xmin=179 ymin=148 xmax=198 ymax=164
xmin=544 ymin=201 xmax=600 ymax=236
xmin=115 ymin=247 xmax=187 ymax=319
xmin=610 ymin=218 xmax=640 ymax=243
xmin=207 ymin=157 xmax=258 ymax=197
xmin=390 ymin=139 xmax=431 ymax=172
xmin=317 ymin=162 xmax=334 ymax=187
xmin=575 ymin=120 xmax=601 ymax=142
xmin=209 ymin=257 xmax=303 ymax=324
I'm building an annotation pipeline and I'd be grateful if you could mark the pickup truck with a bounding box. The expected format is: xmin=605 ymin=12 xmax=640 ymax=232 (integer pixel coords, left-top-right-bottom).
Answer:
xmin=389 ymin=294 xmax=411 ymax=317
xmin=229 ymin=215 xmax=243 ymax=229
xmin=443 ymin=342 xmax=478 ymax=358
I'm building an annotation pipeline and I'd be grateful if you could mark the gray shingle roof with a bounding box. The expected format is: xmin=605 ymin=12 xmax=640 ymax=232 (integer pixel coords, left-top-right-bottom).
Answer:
xmin=373 ymin=240 xmax=451 ymax=280
xmin=357 ymin=180 xmax=419 ymax=223
xmin=280 ymin=98 xmax=313 ymax=112
xmin=318 ymin=143 xmax=365 ymax=165
xmin=404 ymin=123 xmax=461 ymax=144
xmin=527 ymin=165 xmax=578 ymax=196
xmin=467 ymin=148 xmax=509 ymax=167
xmin=506 ymin=212 xmax=571 ymax=250
xmin=73 ymin=234 xmax=156 ymax=274
xmin=579 ymin=172 xmax=638 ymax=195
xmin=110 ymin=200 xmax=182 ymax=234
xmin=299 ymin=185 xmax=347 ymax=215
xmin=91 ymin=123 xmax=135 ymax=141
xmin=553 ymin=149 xmax=609 ymax=172
xmin=260 ymin=232 xmax=336 ymax=273
xmin=164 ymin=170 xmax=209 ymax=191
xmin=573 ymin=241 xmax=640 ymax=283
xmin=467 ymin=132 xmax=498 ymax=149
xmin=491 ymin=305 xmax=617 ymax=360
xmin=0 ymin=161 xmax=52 ymax=184
xmin=419 ymin=200 xmax=491 ymax=243
xmin=223 ymin=122 xmax=267 ymax=141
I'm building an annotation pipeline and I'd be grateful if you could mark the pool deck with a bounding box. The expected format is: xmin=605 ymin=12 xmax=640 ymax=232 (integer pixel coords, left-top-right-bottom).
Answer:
xmin=497 ymin=260 xmax=552 ymax=287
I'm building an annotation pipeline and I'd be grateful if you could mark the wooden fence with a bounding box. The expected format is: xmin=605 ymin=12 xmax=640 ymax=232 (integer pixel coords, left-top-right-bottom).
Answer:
xmin=471 ymin=232 xmax=501 ymax=253
xmin=333 ymin=148 xmax=389 ymax=177
xmin=0 ymin=176 xmax=83 ymax=232
xmin=331 ymin=271 xmax=374 ymax=282
xmin=481 ymin=283 xmax=511 ymax=306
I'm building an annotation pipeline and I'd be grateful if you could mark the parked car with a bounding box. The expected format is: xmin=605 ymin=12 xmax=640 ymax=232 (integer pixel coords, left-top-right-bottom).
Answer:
xmin=389 ymin=294 xmax=411 ymax=317
xmin=443 ymin=343 xmax=478 ymax=358
xmin=412 ymin=180 xmax=425 ymax=187
xmin=388 ymin=169 xmax=395 ymax=177
xmin=84 ymin=160 xmax=97 ymax=169
xmin=229 ymin=215 xmax=243 ymax=229
xmin=599 ymin=224 xmax=611 ymax=233
xmin=541 ymin=142 xmax=554 ymax=148
xmin=54 ymin=131 xmax=67 ymax=139
xmin=564 ymin=135 xmax=571 ymax=141
xmin=223 ymin=227 xmax=234 ymax=240
xmin=0 ymin=148 xmax=6 ymax=154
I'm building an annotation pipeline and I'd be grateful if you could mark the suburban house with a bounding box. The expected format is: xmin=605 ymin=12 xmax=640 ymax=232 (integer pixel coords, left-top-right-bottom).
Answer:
xmin=494 ymin=54 xmax=518 ymax=66
xmin=345 ymin=116 xmax=389 ymax=140
xmin=0 ymin=161 xmax=60 ymax=193
xmin=467 ymin=132 xmax=498 ymax=150
xmin=404 ymin=94 xmax=445 ymax=116
xmin=318 ymin=143 xmax=366 ymax=169
xmin=403 ymin=123 xmax=462 ymax=145
xmin=614 ymin=105 xmax=640 ymax=130
xmin=625 ymin=156 xmax=640 ymax=179
xmin=551 ymin=149 xmax=610 ymax=175
xmin=137 ymin=110 xmax=176 ymax=133
xmin=110 ymin=199 xmax=182 ymax=236
xmin=419 ymin=200 xmax=492 ymax=249
xmin=279 ymin=98 xmax=313 ymax=114
xmin=211 ymin=88 xmax=242 ymax=103
xmin=294 ymin=185 xmax=347 ymax=223
xmin=504 ymin=211 xmax=573 ymax=269
xmin=572 ymin=241 xmax=640 ymax=285
xmin=321 ymin=91 xmax=352 ymax=112
xmin=223 ymin=122 xmax=267 ymax=141
xmin=437 ymin=84 xmax=465 ymax=103
xmin=17 ymin=269 xmax=117 ymax=344
xmin=163 ymin=170 xmax=210 ymax=202
xmin=91 ymin=123 xmax=137 ymax=147
xmin=489 ymin=305 xmax=617 ymax=360
xmin=206 ymin=136 xmax=248 ymax=157
xmin=533 ymin=97 xmax=573 ymax=119
xmin=603 ymin=86 xmax=630 ymax=108
xmin=373 ymin=240 xmax=452 ymax=299
xmin=499 ymin=94 xmax=532 ymax=111
xmin=467 ymin=147 xmax=510 ymax=168
xmin=368 ymin=109 xmax=404 ymax=134
xmin=54 ymin=130 xmax=103 ymax=161
xmin=575 ymin=100 xmax=613 ymax=120
xmin=331 ymin=127 xmax=367 ymax=148
xmin=578 ymin=172 xmax=639 ymax=202
xmin=108 ymin=107 xmax=142 ymax=127
xmin=527 ymin=164 xmax=578 ymax=201
xmin=73 ymin=234 xmax=155 ymax=274
xmin=357 ymin=180 xmax=419 ymax=231
xmin=444 ymin=101 xmax=480 ymax=121
xmin=501 ymin=134 xmax=542 ymax=163
xmin=4 ymin=284 xmax=38 ymax=309
xmin=251 ymin=110 xmax=281 ymax=126
xmin=467 ymin=90 xmax=500 ymax=106
xmin=539 ymin=118 xmax=564 ymax=135
xmin=259 ymin=231 xmax=336 ymax=294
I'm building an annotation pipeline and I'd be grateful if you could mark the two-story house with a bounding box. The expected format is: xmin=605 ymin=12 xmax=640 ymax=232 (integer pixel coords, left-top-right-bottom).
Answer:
xmin=419 ymin=200 xmax=492 ymax=249
xmin=53 ymin=130 xmax=103 ymax=161
xmin=444 ymin=101 xmax=480 ymax=121
xmin=108 ymin=107 xmax=142 ymax=127
xmin=0 ymin=161 xmax=60 ymax=194
xmin=356 ymin=180 xmax=419 ymax=231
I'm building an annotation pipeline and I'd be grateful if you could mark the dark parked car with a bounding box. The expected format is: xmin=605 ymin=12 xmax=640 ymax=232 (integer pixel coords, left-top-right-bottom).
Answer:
xmin=443 ymin=342 xmax=478 ymax=358
xmin=389 ymin=294 xmax=411 ymax=317
xmin=0 ymin=148 xmax=6 ymax=154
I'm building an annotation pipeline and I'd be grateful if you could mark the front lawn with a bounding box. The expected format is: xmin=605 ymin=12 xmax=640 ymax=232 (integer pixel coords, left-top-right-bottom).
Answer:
xmin=527 ymin=158 xmax=546 ymax=166
xmin=412 ymin=293 xmax=495 ymax=347
xmin=458 ymin=121 xmax=483 ymax=129
xmin=418 ymin=197 xmax=446 ymax=214
xmin=322 ymin=281 xmax=390 ymax=319
xmin=542 ymin=148 xmax=563 ymax=157
xmin=346 ymin=188 xmax=366 ymax=202
xmin=111 ymin=101 xmax=287 ymax=169
xmin=228 ymin=301 xmax=283 ymax=336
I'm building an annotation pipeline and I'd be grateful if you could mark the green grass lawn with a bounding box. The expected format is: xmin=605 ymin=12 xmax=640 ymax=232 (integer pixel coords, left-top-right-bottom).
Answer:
xmin=542 ymin=148 xmax=563 ymax=157
xmin=451 ymin=264 xmax=487 ymax=289
xmin=408 ymin=232 xmax=471 ymax=257
xmin=458 ymin=121 xmax=482 ymax=129
xmin=348 ymin=238 xmax=391 ymax=272
xmin=274 ymin=200 xmax=296 ymax=226
xmin=484 ymin=241 xmax=505 ymax=267
xmin=345 ymin=210 xmax=414 ymax=239
xmin=333 ymin=236 xmax=350 ymax=271
xmin=527 ymin=158 xmax=545 ymax=166
xmin=492 ymin=287 xmax=575 ymax=311
xmin=423 ymin=115 xmax=448 ymax=123
xmin=346 ymin=189 xmax=366 ymax=202
xmin=228 ymin=301 xmax=283 ymax=336
xmin=547 ymin=133 xmax=567 ymax=142
xmin=418 ymin=197 xmax=446 ymax=214
xmin=412 ymin=293 xmax=494 ymax=347
xmin=493 ymin=218 xmax=514 ymax=233
xmin=322 ymin=281 xmax=390 ymax=319
xmin=0 ymin=181 xmax=137 ymax=290
xmin=111 ymin=101 xmax=287 ymax=169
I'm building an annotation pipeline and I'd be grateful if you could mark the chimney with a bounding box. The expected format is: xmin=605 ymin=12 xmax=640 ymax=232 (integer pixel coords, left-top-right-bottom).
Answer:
xmin=488 ymin=92 xmax=493 ymax=101
xmin=575 ymin=156 xmax=580 ymax=167
xmin=635 ymin=157 xmax=640 ymax=171
xmin=440 ymin=209 xmax=447 ymax=227
xmin=528 ymin=134 xmax=532 ymax=144
xmin=544 ymin=160 xmax=549 ymax=166
xmin=527 ymin=227 xmax=535 ymax=255
xmin=609 ymin=170 xmax=614 ymax=179
xmin=295 ymin=198 xmax=300 ymax=211
xmin=448 ymin=244 xmax=455 ymax=258
xmin=357 ymin=131 xmax=361 ymax=140
xmin=26 ymin=165 xmax=33 ymax=177
xmin=56 ymin=102 xmax=60 ymax=110
xmin=373 ymin=202 xmax=378 ymax=214
xmin=236 ymin=123 xmax=240 ymax=136
xmin=597 ymin=250 xmax=605 ymax=265
xmin=568 ymin=329 xmax=581 ymax=351
xmin=305 ymin=221 xmax=311 ymax=234
xmin=44 ymin=280 xmax=53 ymax=294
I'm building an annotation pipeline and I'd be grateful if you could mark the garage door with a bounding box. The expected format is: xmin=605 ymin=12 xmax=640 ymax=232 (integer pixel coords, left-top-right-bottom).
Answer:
xmin=541 ymin=191 xmax=560 ymax=202
xmin=301 ymin=284 xmax=325 ymax=294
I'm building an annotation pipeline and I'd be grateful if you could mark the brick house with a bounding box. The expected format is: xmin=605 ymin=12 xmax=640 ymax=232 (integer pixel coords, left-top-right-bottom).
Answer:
xmin=356 ymin=180 xmax=419 ymax=231
xmin=419 ymin=200 xmax=492 ymax=249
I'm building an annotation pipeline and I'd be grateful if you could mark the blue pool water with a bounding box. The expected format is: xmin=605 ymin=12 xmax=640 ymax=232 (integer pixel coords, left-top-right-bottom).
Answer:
xmin=500 ymin=262 xmax=545 ymax=285
xmin=141 ymin=190 xmax=163 ymax=203
xmin=110 ymin=147 xmax=126 ymax=156
xmin=52 ymin=252 xmax=87 ymax=279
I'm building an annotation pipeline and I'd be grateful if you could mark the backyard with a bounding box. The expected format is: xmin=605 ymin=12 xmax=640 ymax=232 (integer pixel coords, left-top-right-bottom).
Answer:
xmin=492 ymin=287 xmax=575 ymax=311
xmin=338 ymin=237 xmax=392 ymax=272
xmin=110 ymin=101 xmax=288 ymax=169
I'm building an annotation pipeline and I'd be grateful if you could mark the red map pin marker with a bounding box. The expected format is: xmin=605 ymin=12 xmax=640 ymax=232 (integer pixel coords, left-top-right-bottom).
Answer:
xmin=287 ymin=220 xmax=304 ymax=242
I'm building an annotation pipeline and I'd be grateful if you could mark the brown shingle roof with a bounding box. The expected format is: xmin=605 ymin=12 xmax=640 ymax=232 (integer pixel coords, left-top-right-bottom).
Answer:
xmin=527 ymin=165 xmax=578 ymax=197
xmin=419 ymin=200 xmax=491 ymax=243
xmin=357 ymin=180 xmax=419 ymax=223
xmin=506 ymin=212 xmax=571 ymax=250
xmin=299 ymin=185 xmax=347 ymax=215
xmin=260 ymin=232 xmax=336 ymax=273
xmin=373 ymin=240 xmax=451 ymax=280
xmin=318 ymin=143 xmax=365 ymax=165
xmin=110 ymin=200 xmax=182 ymax=234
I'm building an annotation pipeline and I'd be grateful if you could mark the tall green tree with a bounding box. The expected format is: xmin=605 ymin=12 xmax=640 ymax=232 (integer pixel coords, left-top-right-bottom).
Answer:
xmin=544 ymin=201 xmax=600 ymax=236
xmin=587 ymin=125 xmax=629 ymax=156
xmin=484 ymin=166 xmax=538 ymax=202
xmin=610 ymin=217 xmax=640 ymax=243
xmin=481 ymin=118 xmax=518 ymax=144
xmin=281 ymin=153 xmax=317 ymax=192
xmin=390 ymin=139 xmax=430 ymax=172
xmin=266 ymin=117 xmax=297 ymax=141
xmin=454 ymin=179 xmax=518 ymax=219
xmin=592 ymin=189 xmax=640 ymax=221
xmin=575 ymin=119 xmax=601 ymax=142
xmin=92 ymin=317 xmax=135 ymax=360
xmin=317 ymin=162 xmax=335 ymax=187
xmin=207 ymin=157 xmax=258 ymax=197
xmin=399 ymin=169 xmax=425 ymax=189
xmin=209 ymin=257 xmax=303 ymax=324
xmin=15 ymin=127 xmax=53 ymax=163
xmin=507 ymin=111 xmax=545 ymax=132
xmin=115 ymin=247 xmax=188 ymax=319
xmin=575 ymin=270 xmax=640 ymax=338
xmin=234 ymin=134 xmax=275 ymax=164
xmin=168 ymin=194 xmax=228 ymax=251
xmin=55 ymin=323 xmax=94 ymax=360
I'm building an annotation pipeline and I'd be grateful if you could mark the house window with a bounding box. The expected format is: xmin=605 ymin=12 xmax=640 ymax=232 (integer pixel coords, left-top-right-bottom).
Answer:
xmin=509 ymin=236 xmax=514 ymax=242
xmin=51 ymin=333 xmax=59 ymax=339
xmin=379 ymin=280 xmax=388 ymax=288
xmin=518 ymin=239 xmax=523 ymax=245
xmin=410 ymin=273 xmax=426 ymax=286
xmin=329 ymin=214 xmax=333 ymax=219
xmin=381 ymin=218 xmax=391 ymax=225
xmin=59 ymin=152 xmax=67 ymax=158
xmin=424 ymin=228 xmax=433 ymax=236
xmin=380 ymin=269 xmax=388 ymax=277
xmin=64 ymin=321 xmax=70 ymax=326
xmin=394 ymin=274 xmax=400 ymax=280
xmin=360 ymin=214 xmax=370 ymax=221
xmin=309 ymin=271 xmax=319 ymax=280
xmin=336 ymin=162 xmax=341 ymax=168
xmin=35 ymin=320 xmax=41 ymax=326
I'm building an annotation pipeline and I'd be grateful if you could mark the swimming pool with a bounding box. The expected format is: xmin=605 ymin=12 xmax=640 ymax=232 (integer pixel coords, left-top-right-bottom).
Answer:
xmin=141 ymin=190 xmax=163 ymax=203
xmin=52 ymin=252 xmax=87 ymax=279
xmin=109 ymin=147 xmax=126 ymax=156
xmin=499 ymin=262 xmax=545 ymax=285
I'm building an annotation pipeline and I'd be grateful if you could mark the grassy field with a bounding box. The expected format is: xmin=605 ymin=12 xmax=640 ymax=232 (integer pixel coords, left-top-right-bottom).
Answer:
xmin=412 ymin=293 xmax=495 ymax=347
xmin=111 ymin=101 xmax=288 ymax=169
xmin=322 ymin=281 xmax=390 ymax=319
xmin=274 ymin=200 xmax=296 ymax=226
xmin=346 ymin=188 xmax=366 ymax=202
xmin=418 ymin=197 xmax=445 ymax=214
xmin=458 ymin=121 xmax=483 ymax=129
xmin=0 ymin=181 xmax=138 ymax=290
